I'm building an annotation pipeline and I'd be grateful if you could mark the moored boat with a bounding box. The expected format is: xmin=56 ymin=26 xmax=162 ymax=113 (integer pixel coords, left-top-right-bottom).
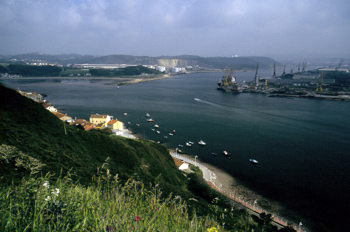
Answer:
xmin=223 ymin=151 xmax=229 ymax=156
xmin=212 ymin=152 xmax=218 ymax=156
xmin=249 ymin=159 xmax=259 ymax=164
xmin=186 ymin=142 xmax=191 ymax=147
xmin=154 ymin=124 xmax=159 ymax=128
xmin=198 ymin=140 xmax=206 ymax=146
xmin=146 ymin=113 xmax=150 ymax=117
xmin=146 ymin=118 xmax=154 ymax=122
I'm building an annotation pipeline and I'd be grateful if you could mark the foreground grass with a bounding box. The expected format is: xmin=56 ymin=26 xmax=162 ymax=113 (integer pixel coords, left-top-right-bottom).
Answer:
xmin=0 ymin=172 xmax=223 ymax=232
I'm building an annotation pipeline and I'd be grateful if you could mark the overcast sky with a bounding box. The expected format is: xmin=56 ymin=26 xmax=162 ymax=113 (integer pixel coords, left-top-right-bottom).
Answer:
xmin=1 ymin=0 xmax=349 ymax=60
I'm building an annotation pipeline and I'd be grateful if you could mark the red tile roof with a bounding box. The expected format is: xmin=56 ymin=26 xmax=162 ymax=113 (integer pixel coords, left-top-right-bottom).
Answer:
xmin=107 ymin=119 xmax=118 ymax=125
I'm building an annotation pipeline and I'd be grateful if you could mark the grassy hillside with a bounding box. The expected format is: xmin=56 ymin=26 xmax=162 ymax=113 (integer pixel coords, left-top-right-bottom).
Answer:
xmin=0 ymin=83 xmax=185 ymax=195
xmin=0 ymin=83 xmax=296 ymax=231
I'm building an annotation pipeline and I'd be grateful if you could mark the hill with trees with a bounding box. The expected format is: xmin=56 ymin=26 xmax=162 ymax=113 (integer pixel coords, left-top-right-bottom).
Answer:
xmin=1 ymin=52 xmax=279 ymax=70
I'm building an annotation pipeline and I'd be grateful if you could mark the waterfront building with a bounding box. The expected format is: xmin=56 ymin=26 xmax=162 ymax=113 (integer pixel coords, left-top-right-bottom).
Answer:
xmin=52 ymin=112 xmax=72 ymax=122
xmin=107 ymin=119 xmax=124 ymax=131
xmin=89 ymin=114 xmax=112 ymax=126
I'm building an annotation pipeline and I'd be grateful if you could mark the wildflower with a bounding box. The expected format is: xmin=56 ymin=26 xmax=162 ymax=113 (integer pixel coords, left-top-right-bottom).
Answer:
xmin=134 ymin=216 xmax=140 ymax=222
xmin=131 ymin=225 xmax=134 ymax=229
xmin=107 ymin=226 xmax=115 ymax=231
xmin=155 ymin=208 xmax=159 ymax=211
xmin=51 ymin=188 xmax=60 ymax=197
xmin=43 ymin=181 xmax=50 ymax=189
xmin=45 ymin=196 xmax=51 ymax=201
xmin=207 ymin=227 xmax=218 ymax=232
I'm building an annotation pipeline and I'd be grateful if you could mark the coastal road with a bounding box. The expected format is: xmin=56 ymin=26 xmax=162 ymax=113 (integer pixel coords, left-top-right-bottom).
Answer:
xmin=169 ymin=150 xmax=297 ymax=231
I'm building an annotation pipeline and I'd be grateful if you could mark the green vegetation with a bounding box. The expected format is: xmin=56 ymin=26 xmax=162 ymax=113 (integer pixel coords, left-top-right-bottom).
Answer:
xmin=0 ymin=171 xmax=222 ymax=231
xmin=6 ymin=64 xmax=62 ymax=77
xmin=0 ymin=83 xmax=295 ymax=231
xmin=0 ymin=63 xmax=160 ymax=77
xmin=0 ymin=64 xmax=7 ymax=73
xmin=89 ymin=65 xmax=161 ymax=77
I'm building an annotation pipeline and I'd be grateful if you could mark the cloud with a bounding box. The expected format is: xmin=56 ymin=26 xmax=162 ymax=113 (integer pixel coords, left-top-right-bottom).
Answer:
xmin=0 ymin=0 xmax=349 ymax=59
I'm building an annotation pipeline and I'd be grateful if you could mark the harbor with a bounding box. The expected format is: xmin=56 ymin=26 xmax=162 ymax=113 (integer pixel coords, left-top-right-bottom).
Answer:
xmin=2 ymin=71 xmax=349 ymax=231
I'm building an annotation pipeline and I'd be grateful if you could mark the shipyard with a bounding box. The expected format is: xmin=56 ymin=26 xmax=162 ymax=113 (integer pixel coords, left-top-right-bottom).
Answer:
xmin=217 ymin=59 xmax=350 ymax=101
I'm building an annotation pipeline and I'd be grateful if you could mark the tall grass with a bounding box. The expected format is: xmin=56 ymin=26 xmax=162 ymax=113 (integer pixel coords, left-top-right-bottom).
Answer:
xmin=0 ymin=171 xmax=223 ymax=232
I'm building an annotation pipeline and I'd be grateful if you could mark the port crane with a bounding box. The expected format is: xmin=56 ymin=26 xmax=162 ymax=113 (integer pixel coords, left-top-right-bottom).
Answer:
xmin=315 ymin=72 xmax=325 ymax=93
xmin=335 ymin=58 xmax=345 ymax=71
xmin=254 ymin=63 xmax=259 ymax=86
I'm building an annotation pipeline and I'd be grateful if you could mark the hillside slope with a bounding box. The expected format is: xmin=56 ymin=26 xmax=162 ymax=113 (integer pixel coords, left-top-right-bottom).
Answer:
xmin=0 ymin=83 xmax=186 ymax=195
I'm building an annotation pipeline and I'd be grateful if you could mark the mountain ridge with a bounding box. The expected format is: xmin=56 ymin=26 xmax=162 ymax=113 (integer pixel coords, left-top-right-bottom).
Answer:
xmin=0 ymin=53 xmax=279 ymax=69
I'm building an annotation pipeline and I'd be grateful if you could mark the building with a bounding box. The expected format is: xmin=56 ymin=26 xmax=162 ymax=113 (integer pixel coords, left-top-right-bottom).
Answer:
xmin=156 ymin=66 xmax=166 ymax=72
xmin=52 ymin=112 xmax=72 ymax=122
xmin=107 ymin=119 xmax=124 ymax=131
xmin=18 ymin=89 xmax=43 ymax=102
xmin=89 ymin=114 xmax=112 ymax=126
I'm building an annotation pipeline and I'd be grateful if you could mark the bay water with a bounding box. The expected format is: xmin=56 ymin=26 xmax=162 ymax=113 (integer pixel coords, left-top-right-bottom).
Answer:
xmin=2 ymin=70 xmax=350 ymax=231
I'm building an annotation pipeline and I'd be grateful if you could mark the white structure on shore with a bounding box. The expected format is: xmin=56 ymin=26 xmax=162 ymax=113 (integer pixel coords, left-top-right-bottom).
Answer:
xmin=171 ymin=67 xmax=186 ymax=73
xmin=156 ymin=66 xmax=166 ymax=72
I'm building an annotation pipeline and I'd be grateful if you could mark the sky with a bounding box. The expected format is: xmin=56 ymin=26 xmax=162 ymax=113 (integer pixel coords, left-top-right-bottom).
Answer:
xmin=1 ymin=0 xmax=349 ymax=60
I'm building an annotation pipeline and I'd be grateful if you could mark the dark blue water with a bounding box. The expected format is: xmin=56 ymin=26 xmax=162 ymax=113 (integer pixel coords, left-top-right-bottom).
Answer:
xmin=2 ymin=71 xmax=350 ymax=231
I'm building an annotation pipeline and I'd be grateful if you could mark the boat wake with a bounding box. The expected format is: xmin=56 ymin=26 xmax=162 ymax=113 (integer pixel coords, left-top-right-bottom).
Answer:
xmin=194 ymin=98 xmax=241 ymax=111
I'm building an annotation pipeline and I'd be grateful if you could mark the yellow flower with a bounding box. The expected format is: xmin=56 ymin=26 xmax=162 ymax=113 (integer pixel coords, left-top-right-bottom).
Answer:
xmin=207 ymin=227 xmax=217 ymax=232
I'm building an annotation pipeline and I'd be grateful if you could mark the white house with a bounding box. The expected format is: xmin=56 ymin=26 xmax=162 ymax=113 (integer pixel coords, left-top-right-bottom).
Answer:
xmin=179 ymin=163 xmax=189 ymax=170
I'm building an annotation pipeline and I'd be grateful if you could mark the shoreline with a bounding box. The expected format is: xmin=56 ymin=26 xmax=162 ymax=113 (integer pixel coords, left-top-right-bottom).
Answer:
xmin=4 ymin=74 xmax=310 ymax=230
xmin=168 ymin=150 xmax=309 ymax=231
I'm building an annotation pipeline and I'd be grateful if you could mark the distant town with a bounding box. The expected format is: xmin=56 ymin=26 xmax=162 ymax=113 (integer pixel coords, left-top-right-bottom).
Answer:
xmin=2 ymin=53 xmax=350 ymax=100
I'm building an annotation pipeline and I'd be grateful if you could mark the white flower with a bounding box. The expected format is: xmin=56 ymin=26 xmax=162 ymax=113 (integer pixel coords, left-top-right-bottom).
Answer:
xmin=45 ymin=196 xmax=51 ymax=201
xmin=43 ymin=181 xmax=50 ymax=189
xmin=51 ymin=188 xmax=60 ymax=197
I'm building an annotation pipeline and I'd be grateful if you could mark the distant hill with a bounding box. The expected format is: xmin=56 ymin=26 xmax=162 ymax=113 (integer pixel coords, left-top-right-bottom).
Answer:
xmin=1 ymin=53 xmax=279 ymax=70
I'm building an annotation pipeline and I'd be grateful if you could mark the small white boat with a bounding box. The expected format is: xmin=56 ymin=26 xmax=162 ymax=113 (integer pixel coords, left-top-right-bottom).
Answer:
xmin=147 ymin=118 xmax=154 ymax=122
xmin=178 ymin=144 xmax=183 ymax=147
xmin=164 ymin=136 xmax=168 ymax=138
xmin=194 ymin=98 xmax=200 ymax=101
xmin=189 ymin=141 xmax=194 ymax=144
xmin=151 ymin=128 xmax=155 ymax=131
xmin=198 ymin=140 xmax=206 ymax=146
xmin=156 ymin=131 xmax=160 ymax=134
xmin=127 ymin=122 xmax=131 ymax=124
xmin=146 ymin=113 xmax=150 ymax=117
xmin=154 ymin=124 xmax=159 ymax=128
xmin=186 ymin=142 xmax=191 ymax=147
xmin=169 ymin=133 xmax=174 ymax=136
xmin=249 ymin=159 xmax=259 ymax=164
xmin=124 ymin=113 xmax=128 ymax=115
xmin=223 ymin=151 xmax=229 ymax=156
